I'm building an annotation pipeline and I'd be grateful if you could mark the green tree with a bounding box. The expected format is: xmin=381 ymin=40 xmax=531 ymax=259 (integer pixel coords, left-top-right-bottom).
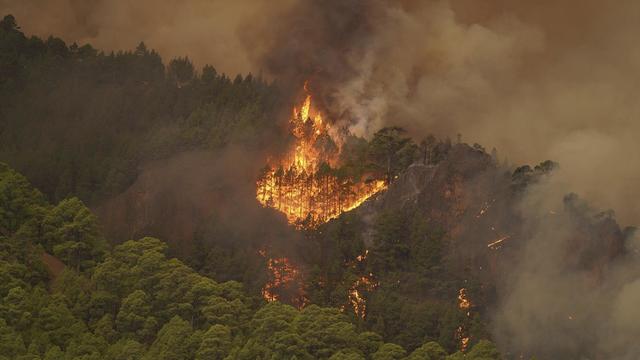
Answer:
xmin=52 ymin=269 xmax=91 ymax=320
xmin=115 ymin=290 xmax=151 ymax=340
xmin=372 ymin=343 xmax=406 ymax=360
xmin=42 ymin=198 xmax=106 ymax=271
xmin=408 ymin=341 xmax=447 ymax=360
xmin=36 ymin=296 xmax=84 ymax=348
xmin=64 ymin=332 xmax=107 ymax=360
xmin=0 ymin=164 xmax=46 ymax=235
xmin=144 ymin=316 xmax=198 ymax=360
xmin=94 ymin=314 xmax=118 ymax=344
xmin=168 ymin=57 xmax=195 ymax=86
xmin=0 ymin=286 xmax=32 ymax=335
xmin=105 ymin=339 xmax=146 ymax=360
xmin=42 ymin=346 xmax=64 ymax=360
xmin=465 ymin=340 xmax=501 ymax=360
xmin=238 ymin=302 xmax=311 ymax=360
xmin=0 ymin=319 xmax=25 ymax=358
xmin=195 ymin=324 xmax=232 ymax=360
xmin=368 ymin=127 xmax=413 ymax=183
xmin=329 ymin=349 xmax=366 ymax=360
xmin=0 ymin=15 xmax=18 ymax=32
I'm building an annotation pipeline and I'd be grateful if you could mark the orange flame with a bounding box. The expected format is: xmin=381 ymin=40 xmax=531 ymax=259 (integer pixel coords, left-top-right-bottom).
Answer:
xmin=256 ymin=84 xmax=387 ymax=227
xmin=457 ymin=287 xmax=472 ymax=351
xmin=260 ymin=252 xmax=307 ymax=307
xmin=347 ymin=273 xmax=378 ymax=319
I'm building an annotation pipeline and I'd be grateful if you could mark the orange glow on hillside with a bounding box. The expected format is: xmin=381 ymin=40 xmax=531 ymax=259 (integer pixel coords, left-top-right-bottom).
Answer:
xmin=256 ymin=84 xmax=387 ymax=228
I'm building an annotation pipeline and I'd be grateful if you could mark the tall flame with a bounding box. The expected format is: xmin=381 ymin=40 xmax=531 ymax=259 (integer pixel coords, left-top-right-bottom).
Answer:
xmin=256 ymin=84 xmax=387 ymax=227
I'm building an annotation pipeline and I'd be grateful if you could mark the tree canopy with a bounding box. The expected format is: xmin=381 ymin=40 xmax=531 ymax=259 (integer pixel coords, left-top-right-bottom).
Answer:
xmin=0 ymin=160 xmax=504 ymax=359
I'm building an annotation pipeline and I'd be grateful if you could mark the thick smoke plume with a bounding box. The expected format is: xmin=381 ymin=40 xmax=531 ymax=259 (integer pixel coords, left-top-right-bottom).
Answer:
xmin=492 ymin=177 xmax=640 ymax=359
xmin=245 ymin=0 xmax=640 ymax=226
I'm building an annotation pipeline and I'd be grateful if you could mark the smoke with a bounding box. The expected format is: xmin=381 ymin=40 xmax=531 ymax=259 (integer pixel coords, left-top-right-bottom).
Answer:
xmin=492 ymin=176 xmax=640 ymax=359
xmin=4 ymin=0 xmax=639 ymax=222
xmin=96 ymin=147 xmax=300 ymax=257
xmin=5 ymin=0 xmax=640 ymax=356
xmin=243 ymin=0 xmax=640 ymax=226
xmin=0 ymin=0 xmax=296 ymax=75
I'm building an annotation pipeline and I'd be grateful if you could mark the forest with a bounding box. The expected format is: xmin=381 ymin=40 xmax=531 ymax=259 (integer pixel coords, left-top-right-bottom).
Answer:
xmin=0 ymin=161 xmax=501 ymax=359
xmin=6 ymin=11 xmax=636 ymax=359
xmin=0 ymin=14 xmax=511 ymax=359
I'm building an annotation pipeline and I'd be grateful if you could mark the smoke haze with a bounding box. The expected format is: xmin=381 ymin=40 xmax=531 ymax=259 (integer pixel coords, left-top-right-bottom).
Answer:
xmin=0 ymin=0 xmax=296 ymax=77
xmin=4 ymin=0 xmax=640 ymax=357
xmin=493 ymin=177 xmax=640 ymax=359
xmin=3 ymin=0 xmax=639 ymax=223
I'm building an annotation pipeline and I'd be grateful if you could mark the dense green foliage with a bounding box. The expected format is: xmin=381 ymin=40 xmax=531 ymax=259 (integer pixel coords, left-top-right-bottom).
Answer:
xmin=0 ymin=163 xmax=502 ymax=359
xmin=0 ymin=15 xmax=281 ymax=205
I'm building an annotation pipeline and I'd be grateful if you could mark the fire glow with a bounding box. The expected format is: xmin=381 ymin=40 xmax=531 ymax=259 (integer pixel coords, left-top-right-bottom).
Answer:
xmin=260 ymin=252 xmax=307 ymax=308
xmin=347 ymin=274 xmax=378 ymax=319
xmin=345 ymin=250 xmax=378 ymax=319
xmin=457 ymin=288 xmax=472 ymax=352
xmin=256 ymin=85 xmax=387 ymax=228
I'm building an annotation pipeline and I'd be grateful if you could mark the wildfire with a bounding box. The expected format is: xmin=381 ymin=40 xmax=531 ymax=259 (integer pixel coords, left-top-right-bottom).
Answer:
xmin=260 ymin=252 xmax=307 ymax=307
xmin=356 ymin=250 xmax=369 ymax=262
xmin=458 ymin=288 xmax=471 ymax=315
xmin=347 ymin=273 xmax=378 ymax=319
xmin=457 ymin=287 xmax=472 ymax=351
xmin=256 ymin=84 xmax=387 ymax=228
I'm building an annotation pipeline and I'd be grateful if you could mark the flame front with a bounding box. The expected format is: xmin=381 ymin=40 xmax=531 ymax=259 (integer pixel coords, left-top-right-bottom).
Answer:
xmin=256 ymin=85 xmax=387 ymax=228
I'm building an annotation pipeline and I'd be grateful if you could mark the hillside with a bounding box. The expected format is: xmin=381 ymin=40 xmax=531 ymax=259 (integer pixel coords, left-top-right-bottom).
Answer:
xmin=0 ymin=162 xmax=504 ymax=359
xmin=2 ymin=13 xmax=639 ymax=359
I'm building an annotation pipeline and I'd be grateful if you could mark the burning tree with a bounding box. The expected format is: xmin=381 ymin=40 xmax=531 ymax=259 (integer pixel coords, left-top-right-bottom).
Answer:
xmin=256 ymin=85 xmax=387 ymax=228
